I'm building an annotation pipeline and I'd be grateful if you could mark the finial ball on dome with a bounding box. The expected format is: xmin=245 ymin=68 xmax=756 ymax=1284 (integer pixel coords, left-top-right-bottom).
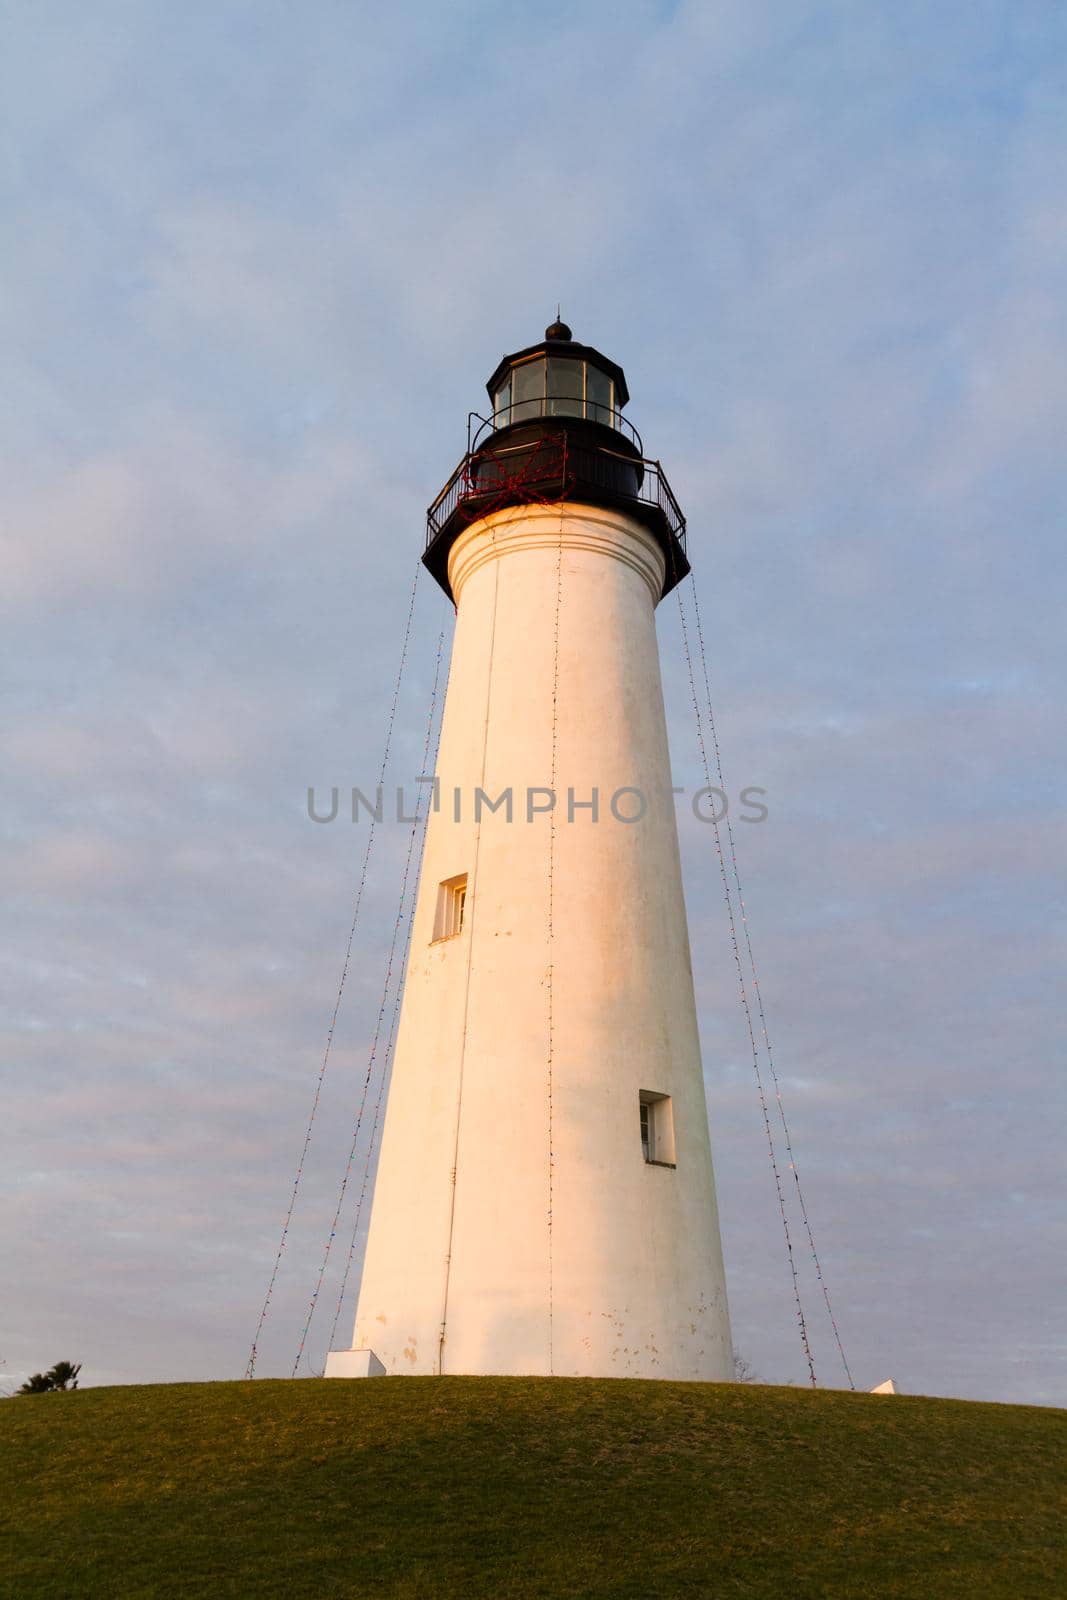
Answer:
xmin=545 ymin=316 xmax=572 ymax=341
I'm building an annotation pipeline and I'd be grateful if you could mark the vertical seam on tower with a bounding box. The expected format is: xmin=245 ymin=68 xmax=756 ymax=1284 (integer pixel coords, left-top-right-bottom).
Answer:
xmin=437 ymin=541 xmax=500 ymax=1375
xmin=546 ymin=505 xmax=564 ymax=1376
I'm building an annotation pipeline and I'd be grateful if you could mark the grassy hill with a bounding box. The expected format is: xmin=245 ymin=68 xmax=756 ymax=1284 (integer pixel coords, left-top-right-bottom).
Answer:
xmin=2 ymin=1375 xmax=1064 ymax=1598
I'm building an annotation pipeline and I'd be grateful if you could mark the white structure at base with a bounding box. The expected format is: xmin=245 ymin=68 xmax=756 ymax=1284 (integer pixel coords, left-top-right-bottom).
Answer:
xmin=870 ymin=1378 xmax=900 ymax=1395
xmin=324 ymin=1348 xmax=386 ymax=1379
xmin=327 ymin=494 xmax=732 ymax=1383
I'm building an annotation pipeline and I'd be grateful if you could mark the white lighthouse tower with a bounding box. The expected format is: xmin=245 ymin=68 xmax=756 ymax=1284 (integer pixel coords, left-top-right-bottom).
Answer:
xmin=327 ymin=321 xmax=732 ymax=1381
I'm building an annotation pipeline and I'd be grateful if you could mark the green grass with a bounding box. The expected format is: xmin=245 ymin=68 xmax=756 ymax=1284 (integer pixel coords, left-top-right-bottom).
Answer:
xmin=2 ymin=1377 xmax=1064 ymax=1598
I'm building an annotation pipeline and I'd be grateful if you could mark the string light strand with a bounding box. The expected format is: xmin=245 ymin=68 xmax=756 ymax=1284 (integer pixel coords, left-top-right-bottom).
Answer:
xmin=323 ymin=629 xmax=447 ymax=1361
xmin=245 ymin=560 xmax=421 ymax=1381
xmin=289 ymin=629 xmax=444 ymax=1378
xmin=688 ymin=581 xmax=853 ymax=1388
xmin=675 ymin=579 xmax=817 ymax=1388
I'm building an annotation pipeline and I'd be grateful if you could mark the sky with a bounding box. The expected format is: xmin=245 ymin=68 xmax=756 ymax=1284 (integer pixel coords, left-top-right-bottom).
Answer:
xmin=2 ymin=0 xmax=1064 ymax=1405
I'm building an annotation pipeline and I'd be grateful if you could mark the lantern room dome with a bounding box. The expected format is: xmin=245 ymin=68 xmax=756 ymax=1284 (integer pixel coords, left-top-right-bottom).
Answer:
xmin=423 ymin=324 xmax=688 ymax=605
xmin=486 ymin=328 xmax=630 ymax=434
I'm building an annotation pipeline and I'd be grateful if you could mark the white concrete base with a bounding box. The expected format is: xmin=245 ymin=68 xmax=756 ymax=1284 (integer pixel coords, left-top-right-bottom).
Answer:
xmin=324 ymin=1349 xmax=386 ymax=1379
xmin=870 ymin=1378 xmax=900 ymax=1394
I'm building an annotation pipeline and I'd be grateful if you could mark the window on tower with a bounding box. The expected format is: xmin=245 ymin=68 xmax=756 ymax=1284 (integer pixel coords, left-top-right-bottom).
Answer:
xmin=585 ymin=364 xmax=613 ymax=426
xmin=546 ymin=357 xmax=583 ymax=417
xmin=510 ymin=358 xmax=546 ymax=424
xmin=639 ymin=1091 xmax=676 ymax=1167
xmin=492 ymin=357 xmax=617 ymax=430
xmin=432 ymin=874 xmax=468 ymax=942
xmin=493 ymin=374 xmax=511 ymax=428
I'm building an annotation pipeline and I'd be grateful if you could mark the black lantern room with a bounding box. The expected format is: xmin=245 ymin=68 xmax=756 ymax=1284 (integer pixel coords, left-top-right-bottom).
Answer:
xmin=424 ymin=321 xmax=689 ymax=602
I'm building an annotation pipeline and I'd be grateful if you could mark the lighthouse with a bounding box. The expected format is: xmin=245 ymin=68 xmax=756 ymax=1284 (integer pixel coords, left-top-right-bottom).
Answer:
xmin=326 ymin=321 xmax=733 ymax=1380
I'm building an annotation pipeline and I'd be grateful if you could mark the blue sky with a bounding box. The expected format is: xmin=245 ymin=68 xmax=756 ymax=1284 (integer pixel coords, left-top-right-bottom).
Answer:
xmin=2 ymin=0 xmax=1064 ymax=1403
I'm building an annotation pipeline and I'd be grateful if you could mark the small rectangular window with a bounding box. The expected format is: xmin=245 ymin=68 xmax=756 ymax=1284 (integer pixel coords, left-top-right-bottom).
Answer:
xmin=639 ymin=1091 xmax=676 ymax=1166
xmin=586 ymin=366 xmax=613 ymax=426
xmin=511 ymin=358 xmax=546 ymax=424
xmin=432 ymin=873 xmax=468 ymax=942
xmin=547 ymin=357 xmax=582 ymax=418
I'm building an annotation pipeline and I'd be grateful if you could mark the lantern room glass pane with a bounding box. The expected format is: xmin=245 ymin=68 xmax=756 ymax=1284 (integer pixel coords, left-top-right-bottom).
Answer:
xmin=586 ymin=365 xmax=613 ymax=426
xmin=511 ymin=358 xmax=545 ymax=423
xmin=493 ymin=376 xmax=511 ymax=428
xmin=547 ymin=358 xmax=582 ymax=417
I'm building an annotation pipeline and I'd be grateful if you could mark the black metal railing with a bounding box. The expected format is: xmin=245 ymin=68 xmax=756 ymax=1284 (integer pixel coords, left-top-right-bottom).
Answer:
xmin=470 ymin=403 xmax=643 ymax=456
xmin=425 ymin=455 xmax=483 ymax=542
xmin=426 ymin=434 xmax=686 ymax=562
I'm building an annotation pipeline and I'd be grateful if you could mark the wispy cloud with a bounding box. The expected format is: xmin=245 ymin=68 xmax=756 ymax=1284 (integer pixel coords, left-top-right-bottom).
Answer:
xmin=1 ymin=0 xmax=1063 ymax=1403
